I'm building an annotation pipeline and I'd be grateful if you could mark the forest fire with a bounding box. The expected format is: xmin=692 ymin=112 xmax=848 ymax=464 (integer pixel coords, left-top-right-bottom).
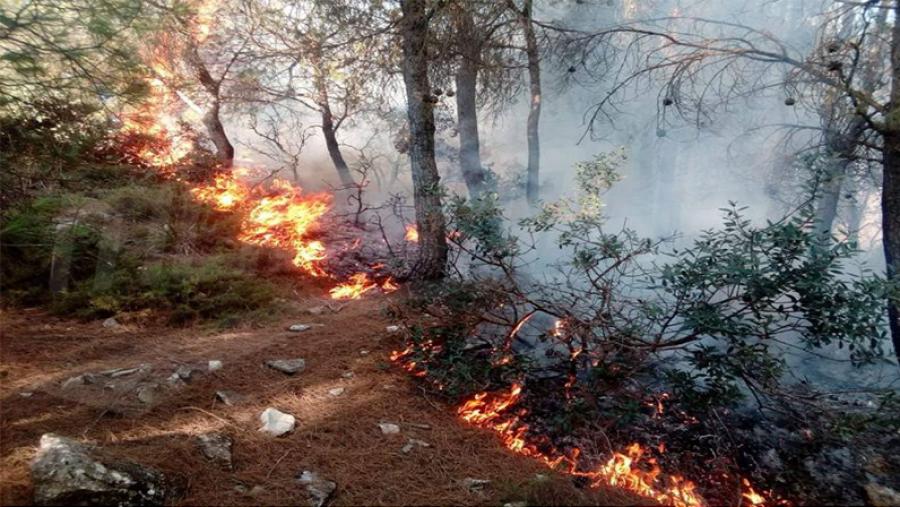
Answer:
xmin=405 ymin=224 xmax=419 ymax=242
xmin=329 ymin=272 xmax=399 ymax=300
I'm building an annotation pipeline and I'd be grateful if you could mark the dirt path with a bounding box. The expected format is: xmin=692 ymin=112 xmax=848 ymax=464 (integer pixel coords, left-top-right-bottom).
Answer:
xmin=0 ymin=294 xmax=638 ymax=506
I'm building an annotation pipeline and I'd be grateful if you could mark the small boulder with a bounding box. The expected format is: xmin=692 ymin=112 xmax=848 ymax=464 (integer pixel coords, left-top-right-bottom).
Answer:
xmin=259 ymin=408 xmax=295 ymax=437
xmin=462 ymin=478 xmax=491 ymax=492
xmin=208 ymin=360 xmax=223 ymax=372
xmin=215 ymin=390 xmax=246 ymax=406
xmin=266 ymin=359 xmax=306 ymax=375
xmin=288 ymin=324 xmax=312 ymax=332
xmin=386 ymin=325 xmax=400 ymax=333
xmin=378 ymin=422 xmax=400 ymax=435
xmin=31 ymin=433 xmax=171 ymax=506
xmin=327 ymin=387 xmax=345 ymax=397
xmin=400 ymin=438 xmax=431 ymax=454
xmin=195 ymin=432 xmax=233 ymax=470
xmin=296 ymin=470 xmax=336 ymax=507
xmin=102 ymin=317 xmax=121 ymax=329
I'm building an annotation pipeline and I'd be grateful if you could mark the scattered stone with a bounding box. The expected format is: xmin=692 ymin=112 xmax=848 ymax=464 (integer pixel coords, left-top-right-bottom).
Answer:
xmin=208 ymin=360 xmax=223 ymax=372
xmin=166 ymin=373 xmax=186 ymax=388
xmin=359 ymin=350 xmax=370 ymax=356
xmin=327 ymin=387 xmax=345 ymax=397
xmin=865 ymin=483 xmax=900 ymax=507
xmin=340 ymin=372 xmax=354 ymax=379
xmin=405 ymin=422 xmax=432 ymax=430
xmin=61 ymin=374 xmax=95 ymax=390
xmin=31 ymin=433 xmax=172 ymax=506
xmin=266 ymin=359 xmax=306 ymax=375
xmin=259 ymin=408 xmax=295 ymax=437
xmin=100 ymin=365 xmax=147 ymax=378
xmin=102 ymin=317 xmax=120 ymax=329
xmin=19 ymin=391 xmax=33 ymax=398
xmin=215 ymin=390 xmax=245 ymax=406
xmin=503 ymin=502 xmax=527 ymax=507
xmin=196 ymin=432 xmax=233 ymax=470
xmin=296 ymin=470 xmax=337 ymax=507
xmin=174 ymin=365 xmax=196 ymax=381
xmin=136 ymin=383 xmax=160 ymax=404
xmin=378 ymin=422 xmax=400 ymax=435
xmin=386 ymin=325 xmax=400 ymax=333
xmin=462 ymin=478 xmax=491 ymax=492
xmin=400 ymin=438 xmax=431 ymax=454
xmin=288 ymin=324 xmax=313 ymax=332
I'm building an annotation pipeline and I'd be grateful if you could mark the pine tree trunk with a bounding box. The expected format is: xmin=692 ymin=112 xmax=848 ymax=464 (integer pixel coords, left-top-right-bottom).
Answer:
xmin=401 ymin=0 xmax=448 ymax=280
xmin=884 ymin=0 xmax=900 ymax=362
xmin=312 ymin=48 xmax=355 ymax=187
xmin=191 ymin=47 xmax=234 ymax=168
xmin=454 ymin=9 xmax=487 ymax=198
xmin=520 ymin=0 xmax=541 ymax=206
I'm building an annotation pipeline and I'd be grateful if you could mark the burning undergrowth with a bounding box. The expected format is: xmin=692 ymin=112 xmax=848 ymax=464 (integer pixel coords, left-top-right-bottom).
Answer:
xmin=388 ymin=153 xmax=899 ymax=506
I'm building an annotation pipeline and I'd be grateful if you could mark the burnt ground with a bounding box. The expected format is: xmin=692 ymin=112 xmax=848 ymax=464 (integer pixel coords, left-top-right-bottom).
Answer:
xmin=0 ymin=290 xmax=641 ymax=506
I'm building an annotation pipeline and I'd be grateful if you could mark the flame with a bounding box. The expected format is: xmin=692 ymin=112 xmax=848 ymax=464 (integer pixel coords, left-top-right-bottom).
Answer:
xmin=741 ymin=479 xmax=766 ymax=506
xmin=405 ymin=224 xmax=419 ymax=242
xmin=329 ymin=273 xmax=378 ymax=300
xmin=454 ymin=383 xmax=703 ymax=507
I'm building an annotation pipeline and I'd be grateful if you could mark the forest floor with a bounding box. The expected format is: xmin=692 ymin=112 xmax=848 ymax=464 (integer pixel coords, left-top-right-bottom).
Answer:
xmin=0 ymin=286 xmax=641 ymax=506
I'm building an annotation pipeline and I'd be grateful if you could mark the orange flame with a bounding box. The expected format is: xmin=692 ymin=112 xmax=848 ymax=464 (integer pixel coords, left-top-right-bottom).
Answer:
xmin=329 ymin=273 xmax=378 ymax=300
xmin=741 ymin=479 xmax=766 ymax=506
xmin=405 ymin=224 xmax=419 ymax=242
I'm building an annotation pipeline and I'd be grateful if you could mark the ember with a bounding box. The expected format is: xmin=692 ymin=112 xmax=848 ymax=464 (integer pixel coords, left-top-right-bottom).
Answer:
xmin=405 ymin=224 xmax=419 ymax=242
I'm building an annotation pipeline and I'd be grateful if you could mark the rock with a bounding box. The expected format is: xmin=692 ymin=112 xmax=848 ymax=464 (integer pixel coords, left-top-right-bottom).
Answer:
xmin=195 ymin=432 xmax=233 ymax=470
xmin=165 ymin=374 xmax=186 ymax=388
xmin=400 ymin=438 xmax=431 ymax=454
xmin=296 ymin=470 xmax=336 ymax=507
xmin=378 ymin=422 xmax=400 ymax=435
xmin=462 ymin=478 xmax=491 ymax=492
xmin=102 ymin=317 xmax=120 ymax=329
xmin=265 ymin=359 xmax=306 ymax=375
xmin=327 ymin=387 xmax=345 ymax=397
xmin=341 ymin=372 xmax=354 ymax=379
xmin=288 ymin=324 xmax=312 ymax=332
xmin=208 ymin=360 xmax=223 ymax=372
xmin=359 ymin=350 xmax=369 ymax=356
xmin=19 ymin=391 xmax=33 ymax=398
xmin=386 ymin=325 xmax=400 ymax=333
xmin=136 ymin=384 xmax=160 ymax=404
xmin=215 ymin=390 xmax=245 ymax=406
xmin=503 ymin=502 xmax=527 ymax=507
xmin=174 ymin=365 xmax=196 ymax=381
xmin=31 ymin=433 xmax=171 ymax=506
xmin=865 ymin=483 xmax=900 ymax=507
xmin=61 ymin=373 xmax=96 ymax=390
xmin=259 ymin=408 xmax=295 ymax=437
xmin=100 ymin=365 xmax=147 ymax=378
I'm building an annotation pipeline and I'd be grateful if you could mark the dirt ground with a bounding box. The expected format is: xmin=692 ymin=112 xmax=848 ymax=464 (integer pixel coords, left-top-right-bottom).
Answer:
xmin=0 ymin=290 xmax=641 ymax=506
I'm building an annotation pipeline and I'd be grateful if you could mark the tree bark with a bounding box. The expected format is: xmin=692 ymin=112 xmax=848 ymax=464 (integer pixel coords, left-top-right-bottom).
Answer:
xmin=311 ymin=47 xmax=355 ymax=187
xmin=454 ymin=8 xmax=487 ymax=198
xmin=519 ymin=0 xmax=541 ymax=206
xmin=400 ymin=0 xmax=448 ymax=280
xmin=191 ymin=48 xmax=234 ymax=168
xmin=884 ymin=0 xmax=900 ymax=362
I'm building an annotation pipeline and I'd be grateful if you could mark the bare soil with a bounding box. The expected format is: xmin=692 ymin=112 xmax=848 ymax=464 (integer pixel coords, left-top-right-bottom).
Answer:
xmin=0 ymin=290 xmax=640 ymax=506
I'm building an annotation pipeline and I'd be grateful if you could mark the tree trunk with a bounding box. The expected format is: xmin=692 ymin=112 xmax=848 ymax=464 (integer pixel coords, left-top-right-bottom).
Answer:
xmin=400 ymin=0 xmax=448 ymax=280
xmin=454 ymin=9 xmax=487 ymax=198
xmin=520 ymin=0 xmax=541 ymax=206
xmin=191 ymin=47 xmax=234 ymax=168
xmin=813 ymin=158 xmax=846 ymax=237
xmin=884 ymin=0 xmax=900 ymax=362
xmin=312 ymin=48 xmax=355 ymax=187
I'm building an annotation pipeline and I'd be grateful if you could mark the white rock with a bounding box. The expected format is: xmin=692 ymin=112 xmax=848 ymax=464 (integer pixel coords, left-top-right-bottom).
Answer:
xmin=288 ymin=324 xmax=312 ymax=332
xmin=259 ymin=408 xmax=295 ymax=437
xmin=386 ymin=325 xmax=400 ymax=333
xmin=378 ymin=422 xmax=400 ymax=435
xmin=208 ymin=360 xmax=223 ymax=371
xmin=400 ymin=438 xmax=431 ymax=454
xmin=102 ymin=317 xmax=120 ymax=328
xmin=297 ymin=470 xmax=336 ymax=507
xmin=19 ymin=391 xmax=33 ymax=398
xmin=341 ymin=372 xmax=354 ymax=379
xmin=327 ymin=387 xmax=345 ymax=397
xmin=359 ymin=350 xmax=370 ymax=356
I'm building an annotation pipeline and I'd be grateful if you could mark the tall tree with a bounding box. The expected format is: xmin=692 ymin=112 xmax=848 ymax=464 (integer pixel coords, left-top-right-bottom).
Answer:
xmin=400 ymin=0 xmax=448 ymax=280
xmin=509 ymin=0 xmax=541 ymax=205
xmin=451 ymin=5 xmax=489 ymax=198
